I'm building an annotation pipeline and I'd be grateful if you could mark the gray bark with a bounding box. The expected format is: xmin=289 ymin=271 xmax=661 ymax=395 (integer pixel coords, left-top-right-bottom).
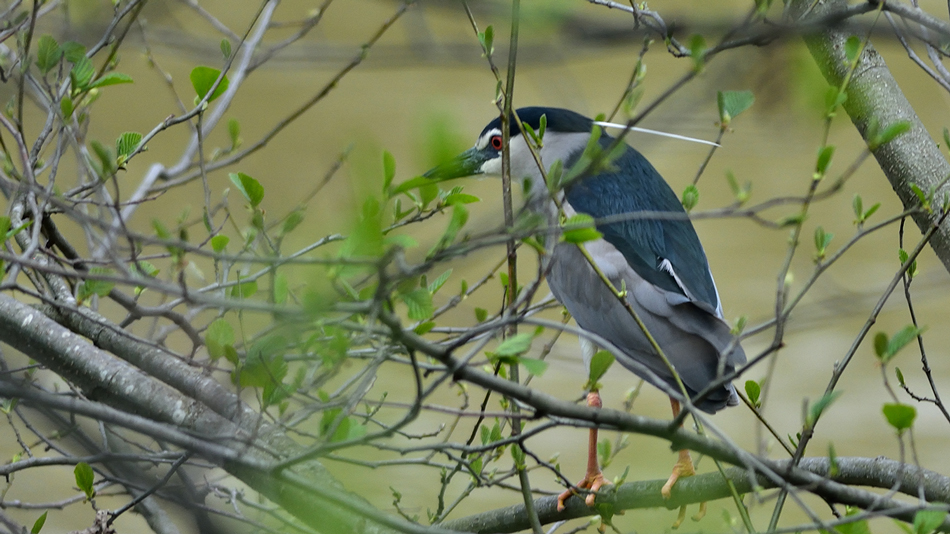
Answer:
xmin=790 ymin=0 xmax=950 ymax=272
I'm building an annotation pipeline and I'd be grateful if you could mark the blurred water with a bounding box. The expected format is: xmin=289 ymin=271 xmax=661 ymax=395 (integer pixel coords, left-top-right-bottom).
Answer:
xmin=5 ymin=1 xmax=950 ymax=532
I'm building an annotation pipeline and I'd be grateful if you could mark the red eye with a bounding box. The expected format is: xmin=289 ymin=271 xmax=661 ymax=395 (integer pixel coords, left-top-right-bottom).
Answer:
xmin=490 ymin=135 xmax=503 ymax=150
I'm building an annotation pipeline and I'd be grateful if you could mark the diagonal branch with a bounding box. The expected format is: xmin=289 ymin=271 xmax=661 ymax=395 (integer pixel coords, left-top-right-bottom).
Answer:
xmin=789 ymin=0 xmax=950 ymax=273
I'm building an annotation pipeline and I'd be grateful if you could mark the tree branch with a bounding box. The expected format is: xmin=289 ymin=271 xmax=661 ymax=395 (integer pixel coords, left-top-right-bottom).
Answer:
xmin=790 ymin=0 xmax=950 ymax=273
xmin=442 ymin=457 xmax=950 ymax=533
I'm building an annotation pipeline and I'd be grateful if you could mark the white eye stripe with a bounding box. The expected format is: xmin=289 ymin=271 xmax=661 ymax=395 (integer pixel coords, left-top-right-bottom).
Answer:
xmin=476 ymin=128 xmax=503 ymax=150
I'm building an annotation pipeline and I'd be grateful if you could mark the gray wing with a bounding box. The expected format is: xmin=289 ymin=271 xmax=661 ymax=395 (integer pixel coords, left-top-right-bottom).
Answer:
xmin=547 ymin=239 xmax=745 ymax=413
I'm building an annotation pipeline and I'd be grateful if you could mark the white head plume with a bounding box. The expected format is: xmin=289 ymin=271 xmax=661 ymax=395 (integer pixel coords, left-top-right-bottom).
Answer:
xmin=592 ymin=121 xmax=720 ymax=147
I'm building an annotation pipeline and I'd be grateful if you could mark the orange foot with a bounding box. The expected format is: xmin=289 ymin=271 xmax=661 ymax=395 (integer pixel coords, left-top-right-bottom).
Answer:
xmin=556 ymin=471 xmax=612 ymax=511
xmin=662 ymin=450 xmax=707 ymax=529
xmin=661 ymin=449 xmax=696 ymax=499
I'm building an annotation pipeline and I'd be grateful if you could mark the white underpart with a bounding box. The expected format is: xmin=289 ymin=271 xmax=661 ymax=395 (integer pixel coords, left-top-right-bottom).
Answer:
xmin=477 ymin=131 xmax=591 ymax=203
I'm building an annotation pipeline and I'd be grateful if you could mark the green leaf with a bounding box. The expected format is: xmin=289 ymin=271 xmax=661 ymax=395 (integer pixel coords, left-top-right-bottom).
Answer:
xmin=828 ymin=442 xmax=839 ymax=477
xmin=31 ymin=511 xmax=47 ymax=534
xmin=588 ymin=350 xmax=615 ymax=385
xmin=913 ymin=509 xmax=947 ymax=534
xmin=470 ymin=456 xmax=483 ymax=478
xmin=876 ymin=121 xmax=911 ymax=148
xmin=427 ymin=269 xmax=452 ymax=294
xmin=825 ymin=87 xmax=847 ymax=117
xmin=725 ymin=170 xmax=751 ymax=204
xmin=844 ymin=36 xmax=862 ymax=63
xmin=382 ymin=151 xmax=396 ymax=192
xmin=443 ymin=192 xmax=480 ymax=205
xmin=688 ymin=34 xmax=706 ymax=72
xmin=88 ymin=71 xmax=133 ymax=89
xmin=153 ymin=219 xmax=172 ymax=241
xmin=319 ymin=412 xmax=366 ymax=443
xmin=239 ymin=341 xmax=287 ymax=387
xmin=428 ymin=204 xmax=469 ymax=256
xmin=273 ymin=273 xmax=289 ymax=304
xmin=223 ymin=345 xmax=239 ymax=365
xmin=74 ymin=462 xmax=95 ymax=499
xmin=910 ymin=184 xmax=928 ymax=207
xmin=132 ymin=261 xmax=160 ymax=295
xmin=339 ymin=197 xmax=384 ymax=268
xmin=880 ymin=325 xmax=926 ymax=363
xmin=520 ymin=357 xmax=548 ymax=377
xmin=69 ymin=57 xmax=95 ymax=92
xmin=220 ymin=39 xmax=232 ymax=59
xmin=875 ymin=325 xmax=926 ymax=364
xmin=874 ymin=332 xmax=888 ymax=359
xmin=414 ymin=321 xmax=435 ymax=335
xmin=562 ymin=213 xmax=602 ymax=244
xmin=833 ymin=517 xmax=872 ymax=534
xmin=511 ymin=443 xmax=526 ymax=468
xmin=495 ymin=333 xmax=534 ymax=357
xmin=211 ymin=235 xmax=229 ymax=253
xmin=401 ymin=288 xmax=433 ymax=320
xmin=229 ymin=172 xmax=264 ymax=207
xmin=77 ymin=268 xmax=115 ymax=303
xmin=807 ymin=391 xmax=842 ymax=427
xmin=895 ymin=366 xmax=906 ymax=387
xmin=745 ymin=379 xmax=761 ymax=407
xmin=717 ymin=90 xmax=754 ymax=126
xmin=732 ymin=316 xmax=747 ymax=337
xmin=815 ymin=145 xmax=835 ymax=179
xmin=60 ymin=97 xmax=74 ymax=119
xmin=115 ymin=131 xmax=142 ymax=159
xmin=61 ymin=41 xmax=86 ymax=63
xmin=898 ymin=248 xmax=919 ymax=279
xmin=230 ymin=280 xmax=258 ymax=299
xmin=390 ymin=175 xmax=434 ymax=196
xmin=474 ymin=307 xmax=488 ymax=322
xmin=478 ymin=25 xmax=494 ymax=56
xmin=190 ymin=66 xmax=230 ymax=103
xmin=228 ymin=118 xmax=241 ymax=149
xmin=205 ymin=318 xmax=234 ymax=360
xmin=814 ymin=226 xmax=834 ymax=261
xmin=597 ymin=438 xmax=612 ymax=467
xmin=681 ymin=184 xmax=699 ymax=212
xmin=36 ymin=35 xmax=62 ymax=74
xmin=882 ymin=403 xmax=916 ymax=432
xmin=90 ymin=140 xmax=116 ymax=178
xmin=490 ymin=422 xmax=502 ymax=443
xmin=281 ymin=210 xmax=304 ymax=236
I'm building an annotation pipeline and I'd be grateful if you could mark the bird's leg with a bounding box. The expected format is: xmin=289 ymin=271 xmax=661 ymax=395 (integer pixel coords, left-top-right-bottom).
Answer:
xmin=661 ymin=398 xmax=696 ymax=498
xmin=556 ymin=390 xmax=612 ymax=511
xmin=662 ymin=397 xmax=707 ymax=528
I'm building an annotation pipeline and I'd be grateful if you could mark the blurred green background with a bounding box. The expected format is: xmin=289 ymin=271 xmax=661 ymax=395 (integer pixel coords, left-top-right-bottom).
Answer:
xmin=3 ymin=0 xmax=950 ymax=532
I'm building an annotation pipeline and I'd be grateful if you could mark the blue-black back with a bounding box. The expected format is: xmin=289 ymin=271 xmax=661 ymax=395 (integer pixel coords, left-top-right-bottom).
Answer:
xmin=564 ymin=135 xmax=720 ymax=313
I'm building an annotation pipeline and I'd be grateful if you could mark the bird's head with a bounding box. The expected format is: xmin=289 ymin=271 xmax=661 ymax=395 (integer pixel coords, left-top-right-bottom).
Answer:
xmin=423 ymin=107 xmax=597 ymax=186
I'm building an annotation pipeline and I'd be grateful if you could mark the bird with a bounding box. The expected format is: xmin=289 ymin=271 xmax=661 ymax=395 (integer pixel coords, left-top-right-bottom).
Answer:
xmin=423 ymin=107 xmax=746 ymax=514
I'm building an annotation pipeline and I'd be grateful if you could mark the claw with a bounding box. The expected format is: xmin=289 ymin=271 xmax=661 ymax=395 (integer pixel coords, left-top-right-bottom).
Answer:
xmin=672 ymin=505 xmax=687 ymax=529
xmin=661 ymin=449 xmax=696 ymax=499
xmin=662 ymin=448 xmax=707 ymax=528
xmin=692 ymin=501 xmax=707 ymax=522
xmin=556 ymin=471 xmax=612 ymax=511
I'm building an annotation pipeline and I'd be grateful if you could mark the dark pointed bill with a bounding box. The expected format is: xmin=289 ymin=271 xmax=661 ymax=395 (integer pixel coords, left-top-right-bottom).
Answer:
xmin=391 ymin=147 xmax=489 ymax=196
xmin=423 ymin=147 xmax=487 ymax=181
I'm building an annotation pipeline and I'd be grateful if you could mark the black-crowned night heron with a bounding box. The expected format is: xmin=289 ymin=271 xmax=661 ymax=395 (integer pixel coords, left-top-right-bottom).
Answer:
xmin=424 ymin=107 xmax=746 ymax=512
